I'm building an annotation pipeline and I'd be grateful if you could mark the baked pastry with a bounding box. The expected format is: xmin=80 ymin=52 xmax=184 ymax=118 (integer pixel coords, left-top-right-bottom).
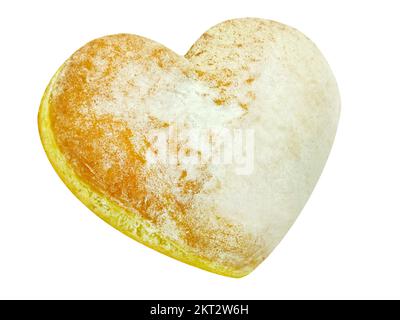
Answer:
xmin=38 ymin=18 xmax=340 ymax=277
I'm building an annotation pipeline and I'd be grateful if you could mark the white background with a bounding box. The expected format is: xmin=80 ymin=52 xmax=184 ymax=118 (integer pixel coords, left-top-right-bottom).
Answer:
xmin=0 ymin=0 xmax=399 ymax=299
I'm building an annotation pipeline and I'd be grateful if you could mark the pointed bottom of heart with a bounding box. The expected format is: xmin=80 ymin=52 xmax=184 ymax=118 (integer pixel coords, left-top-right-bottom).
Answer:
xmin=38 ymin=68 xmax=257 ymax=278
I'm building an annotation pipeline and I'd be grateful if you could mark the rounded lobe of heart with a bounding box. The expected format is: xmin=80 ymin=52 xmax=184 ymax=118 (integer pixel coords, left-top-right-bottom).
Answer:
xmin=39 ymin=18 xmax=340 ymax=277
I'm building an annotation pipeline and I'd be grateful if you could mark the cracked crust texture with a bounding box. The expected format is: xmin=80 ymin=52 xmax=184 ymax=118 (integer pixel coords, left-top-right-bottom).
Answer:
xmin=38 ymin=18 xmax=340 ymax=277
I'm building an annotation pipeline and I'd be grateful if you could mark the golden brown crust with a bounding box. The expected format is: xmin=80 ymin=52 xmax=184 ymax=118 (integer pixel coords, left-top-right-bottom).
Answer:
xmin=48 ymin=34 xmax=264 ymax=271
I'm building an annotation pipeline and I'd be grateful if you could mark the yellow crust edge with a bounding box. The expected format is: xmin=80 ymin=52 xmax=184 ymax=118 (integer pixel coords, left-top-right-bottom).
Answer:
xmin=38 ymin=66 xmax=252 ymax=278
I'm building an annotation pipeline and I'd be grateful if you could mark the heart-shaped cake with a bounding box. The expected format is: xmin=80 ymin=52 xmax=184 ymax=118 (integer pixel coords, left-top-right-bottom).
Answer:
xmin=38 ymin=18 xmax=340 ymax=277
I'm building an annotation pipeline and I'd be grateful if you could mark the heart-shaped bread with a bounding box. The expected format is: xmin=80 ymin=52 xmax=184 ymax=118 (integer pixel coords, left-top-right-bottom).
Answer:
xmin=38 ymin=18 xmax=340 ymax=277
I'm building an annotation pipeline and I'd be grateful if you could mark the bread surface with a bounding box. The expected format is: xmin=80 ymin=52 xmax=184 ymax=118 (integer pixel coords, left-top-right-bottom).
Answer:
xmin=39 ymin=18 xmax=340 ymax=277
